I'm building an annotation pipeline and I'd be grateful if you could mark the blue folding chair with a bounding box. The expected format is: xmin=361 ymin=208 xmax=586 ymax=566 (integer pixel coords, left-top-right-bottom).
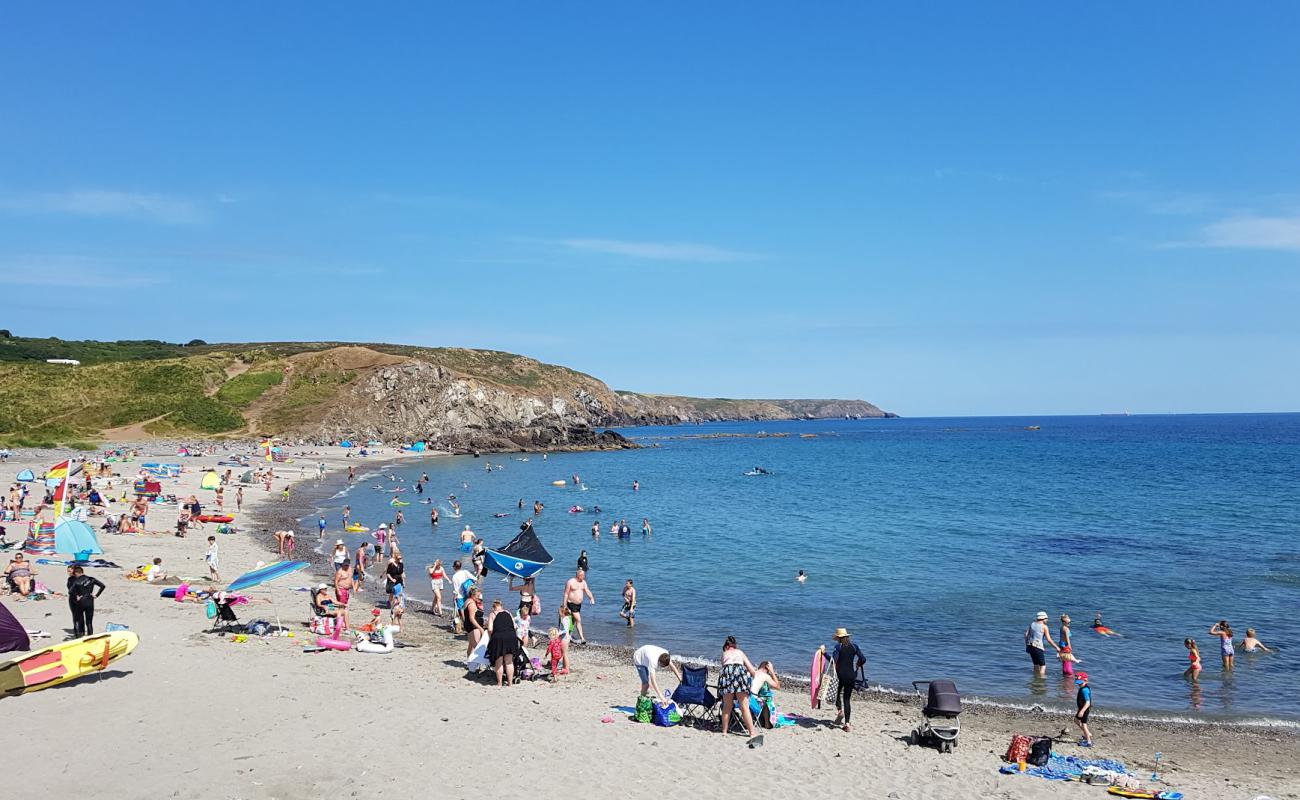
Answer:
xmin=671 ymin=665 xmax=718 ymax=728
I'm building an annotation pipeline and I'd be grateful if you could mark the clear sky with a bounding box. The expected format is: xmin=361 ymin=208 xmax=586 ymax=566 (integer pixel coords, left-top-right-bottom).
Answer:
xmin=2 ymin=3 xmax=1298 ymax=416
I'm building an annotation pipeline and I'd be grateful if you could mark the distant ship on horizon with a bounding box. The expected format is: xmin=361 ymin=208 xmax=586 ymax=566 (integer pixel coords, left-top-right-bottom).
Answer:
xmin=1100 ymin=411 xmax=1132 ymax=417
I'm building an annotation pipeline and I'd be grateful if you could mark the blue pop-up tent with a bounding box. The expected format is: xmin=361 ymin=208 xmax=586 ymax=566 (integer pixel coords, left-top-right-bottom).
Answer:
xmin=15 ymin=469 xmax=35 ymax=482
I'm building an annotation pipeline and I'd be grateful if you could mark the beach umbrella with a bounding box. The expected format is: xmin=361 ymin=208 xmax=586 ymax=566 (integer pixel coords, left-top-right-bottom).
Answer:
xmin=54 ymin=519 xmax=103 ymax=560
xmin=0 ymin=601 xmax=29 ymax=654
xmin=226 ymin=560 xmax=309 ymax=592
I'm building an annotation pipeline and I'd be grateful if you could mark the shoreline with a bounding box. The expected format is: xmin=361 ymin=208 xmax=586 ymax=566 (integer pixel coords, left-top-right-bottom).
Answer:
xmin=4 ymin=443 xmax=1298 ymax=799
xmin=259 ymin=452 xmax=1300 ymax=735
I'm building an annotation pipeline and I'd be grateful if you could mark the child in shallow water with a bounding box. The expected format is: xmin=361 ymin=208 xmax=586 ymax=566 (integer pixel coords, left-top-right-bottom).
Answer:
xmin=1240 ymin=628 xmax=1272 ymax=653
xmin=1184 ymin=638 xmax=1202 ymax=677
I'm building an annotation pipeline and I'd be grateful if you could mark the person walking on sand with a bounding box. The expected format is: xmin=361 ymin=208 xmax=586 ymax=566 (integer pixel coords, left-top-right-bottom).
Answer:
xmin=331 ymin=539 xmax=348 ymax=571
xmin=205 ymin=535 xmax=221 ymax=582
xmin=829 ymin=627 xmax=866 ymax=732
xmin=66 ymin=565 xmax=105 ymax=637
xmin=317 ymin=515 xmax=327 ymax=542
xmin=427 ymin=559 xmax=446 ymax=616
xmin=562 ymin=567 xmax=595 ymax=644
xmin=1025 ymin=611 xmax=1060 ymax=677
xmin=235 ymin=485 xmax=244 ymax=512
xmin=1073 ymin=672 xmax=1093 ymax=747
xmin=619 ymin=579 xmax=636 ymax=627
xmin=1209 ymin=620 xmax=1235 ymax=669
xmin=633 ymin=644 xmax=682 ymax=701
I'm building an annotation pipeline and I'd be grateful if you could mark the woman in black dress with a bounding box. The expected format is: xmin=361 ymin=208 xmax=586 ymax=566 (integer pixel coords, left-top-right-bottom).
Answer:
xmin=485 ymin=599 xmax=521 ymax=687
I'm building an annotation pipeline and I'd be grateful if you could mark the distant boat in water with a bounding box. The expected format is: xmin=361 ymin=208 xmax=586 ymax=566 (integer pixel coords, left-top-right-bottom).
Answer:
xmin=1025 ymin=425 xmax=1040 ymax=431
xmin=1100 ymin=411 xmax=1132 ymax=417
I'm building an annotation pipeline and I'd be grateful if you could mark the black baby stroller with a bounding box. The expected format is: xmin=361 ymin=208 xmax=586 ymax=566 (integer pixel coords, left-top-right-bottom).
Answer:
xmin=210 ymin=595 xmax=241 ymax=634
xmin=909 ymin=680 xmax=961 ymax=753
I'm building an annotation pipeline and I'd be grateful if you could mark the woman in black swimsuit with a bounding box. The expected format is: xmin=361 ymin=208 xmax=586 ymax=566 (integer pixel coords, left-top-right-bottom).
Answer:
xmin=463 ymin=587 xmax=485 ymax=657
xmin=576 ymin=550 xmax=589 ymax=573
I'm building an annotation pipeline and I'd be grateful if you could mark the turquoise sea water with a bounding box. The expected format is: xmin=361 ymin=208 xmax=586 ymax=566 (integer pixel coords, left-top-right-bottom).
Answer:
xmin=318 ymin=414 xmax=1300 ymax=722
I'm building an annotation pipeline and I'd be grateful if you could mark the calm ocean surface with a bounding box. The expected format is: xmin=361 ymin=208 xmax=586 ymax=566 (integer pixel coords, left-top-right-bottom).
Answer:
xmin=316 ymin=414 xmax=1300 ymax=723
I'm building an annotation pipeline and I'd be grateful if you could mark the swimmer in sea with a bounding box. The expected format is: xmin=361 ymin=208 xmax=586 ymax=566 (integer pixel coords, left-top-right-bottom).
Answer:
xmin=796 ymin=570 xmax=806 ymax=583
xmin=1091 ymin=612 xmax=1119 ymax=637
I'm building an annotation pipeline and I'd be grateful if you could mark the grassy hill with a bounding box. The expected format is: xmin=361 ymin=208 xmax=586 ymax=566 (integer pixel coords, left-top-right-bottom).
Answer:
xmin=0 ymin=333 xmax=890 ymax=447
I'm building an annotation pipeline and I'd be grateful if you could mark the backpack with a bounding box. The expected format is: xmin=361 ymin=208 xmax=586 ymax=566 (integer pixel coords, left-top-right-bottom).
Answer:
xmin=1027 ymin=737 xmax=1052 ymax=767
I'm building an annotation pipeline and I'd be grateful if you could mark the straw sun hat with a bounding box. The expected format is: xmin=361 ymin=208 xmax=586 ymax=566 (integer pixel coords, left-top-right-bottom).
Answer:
xmin=832 ymin=627 xmax=851 ymax=639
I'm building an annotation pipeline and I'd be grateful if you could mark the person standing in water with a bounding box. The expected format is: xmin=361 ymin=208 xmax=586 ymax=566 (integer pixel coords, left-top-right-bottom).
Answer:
xmin=619 ymin=579 xmax=636 ymax=627
xmin=562 ymin=567 xmax=595 ymax=644
xmin=576 ymin=550 xmax=589 ymax=573
xmin=632 ymin=480 xmax=639 ymax=492
xmin=1241 ymin=628 xmax=1272 ymax=653
xmin=1059 ymin=614 xmax=1078 ymax=677
xmin=591 ymin=520 xmax=600 ymax=539
xmin=1209 ymin=620 xmax=1235 ymax=669
xmin=1025 ymin=611 xmax=1060 ymax=677
xmin=641 ymin=518 xmax=651 ymax=536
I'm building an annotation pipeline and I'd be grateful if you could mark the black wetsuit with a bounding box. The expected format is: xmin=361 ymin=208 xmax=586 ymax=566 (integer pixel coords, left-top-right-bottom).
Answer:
xmin=833 ymin=639 xmax=866 ymax=724
xmin=67 ymin=573 xmax=106 ymax=637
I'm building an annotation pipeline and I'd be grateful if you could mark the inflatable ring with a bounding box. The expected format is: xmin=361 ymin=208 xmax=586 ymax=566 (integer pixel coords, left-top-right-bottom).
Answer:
xmin=316 ymin=637 xmax=352 ymax=651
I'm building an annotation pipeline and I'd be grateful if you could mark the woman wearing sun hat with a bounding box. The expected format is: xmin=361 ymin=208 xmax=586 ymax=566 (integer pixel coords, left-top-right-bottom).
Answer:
xmin=1025 ymin=611 xmax=1060 ymax=677
xmin=828 ymin=627 xmax=866 ymax=732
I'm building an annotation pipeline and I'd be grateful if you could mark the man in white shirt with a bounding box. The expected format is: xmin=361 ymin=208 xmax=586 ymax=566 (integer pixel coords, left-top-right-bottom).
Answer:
xmin=633 ymin=644 xmax=682 ymax=702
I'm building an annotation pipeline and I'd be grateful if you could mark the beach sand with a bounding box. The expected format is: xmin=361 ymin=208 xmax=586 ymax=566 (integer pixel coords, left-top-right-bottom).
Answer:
xmin=2 ymin=445 xmax=1297 ymax=800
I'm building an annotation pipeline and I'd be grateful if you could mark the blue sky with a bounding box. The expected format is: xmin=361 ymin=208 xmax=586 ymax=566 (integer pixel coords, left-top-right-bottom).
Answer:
xmin=2 ymin=3 xmax=1298 ymax=416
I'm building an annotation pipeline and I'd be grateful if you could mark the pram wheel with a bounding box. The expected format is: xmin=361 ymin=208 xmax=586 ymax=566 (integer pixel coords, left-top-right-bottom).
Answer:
xmin=907 ymin=730 xmax=919 ymax=746
xmin=940 ymin=740 xmax=952 ymax=754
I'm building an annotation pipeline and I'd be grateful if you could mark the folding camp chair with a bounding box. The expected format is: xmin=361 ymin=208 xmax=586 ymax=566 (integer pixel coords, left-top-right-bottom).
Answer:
xmin=670 ymin=664 xmax=718 ymax=728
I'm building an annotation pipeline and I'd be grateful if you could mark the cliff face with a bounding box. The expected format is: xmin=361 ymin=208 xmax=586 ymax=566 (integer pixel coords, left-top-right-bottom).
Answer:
xmin=284 ymin=349 xmax=892 ymax=451
xmin=309 ymin=360 xmax=635 ymax=453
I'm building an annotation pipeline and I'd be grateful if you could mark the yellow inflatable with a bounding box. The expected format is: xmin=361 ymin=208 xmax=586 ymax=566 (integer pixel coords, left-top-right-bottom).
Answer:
xmin=0 ymin=631 xmax=139 ymax=695
xmin=345 ymin=524 xmax=369 ymax=532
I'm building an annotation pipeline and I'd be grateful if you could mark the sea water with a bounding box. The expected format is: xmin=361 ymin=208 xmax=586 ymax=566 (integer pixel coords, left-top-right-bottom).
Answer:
xmin=320 ymin=414 xmax=1300 ymax=722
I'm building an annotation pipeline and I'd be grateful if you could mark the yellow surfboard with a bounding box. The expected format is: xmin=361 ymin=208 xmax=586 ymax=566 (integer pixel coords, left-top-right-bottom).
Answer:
xmin=0 ymin=631 xmax=139 ymax=695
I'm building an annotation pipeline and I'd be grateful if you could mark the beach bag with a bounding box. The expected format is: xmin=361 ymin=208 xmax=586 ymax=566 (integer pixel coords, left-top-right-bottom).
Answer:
xmin=652 ymin=701 xmax=680 ymax=727
xmin=1005 ymin=734 xmax=1032 ymax=763
xmin=635 ymin=696 xmax=654 ymax=723
xmin=1027 ymin=737 xmax=1052 ymax=767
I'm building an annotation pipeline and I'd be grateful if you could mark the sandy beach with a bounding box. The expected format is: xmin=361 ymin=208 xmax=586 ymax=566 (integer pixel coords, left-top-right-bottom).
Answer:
xmin=2 ymin=444 xmax=1297 ymax=800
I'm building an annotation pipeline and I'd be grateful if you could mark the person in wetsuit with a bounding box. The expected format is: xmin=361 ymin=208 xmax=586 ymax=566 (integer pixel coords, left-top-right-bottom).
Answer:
xmin=66 ymin=565 xmax=106 ymax=637
xmin=829 ymin=627 xmax=866 ymax=732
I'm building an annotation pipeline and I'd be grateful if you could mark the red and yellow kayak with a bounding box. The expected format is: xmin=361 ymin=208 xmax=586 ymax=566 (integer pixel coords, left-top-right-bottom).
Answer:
xmin=0 ymin=631 xmax=139 ymax=695
xmin=194 ymin=514 xmax=234 ymax=524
